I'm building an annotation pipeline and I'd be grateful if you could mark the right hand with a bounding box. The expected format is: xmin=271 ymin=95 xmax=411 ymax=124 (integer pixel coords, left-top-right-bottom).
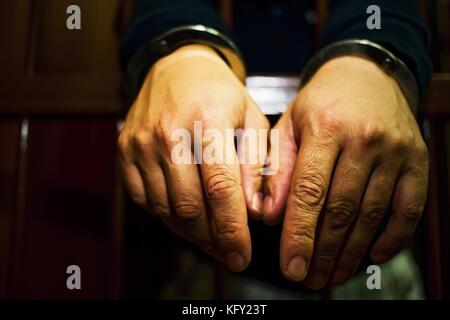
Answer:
xmin=118 ymin=44 xmax=269 ymax=271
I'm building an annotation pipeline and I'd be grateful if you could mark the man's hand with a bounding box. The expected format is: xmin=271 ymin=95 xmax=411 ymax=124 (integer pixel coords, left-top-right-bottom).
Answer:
xmin=264 ymin=56 xmax=428 ymax=288
xmin=118 ymin=44 xmax=269 ymax=272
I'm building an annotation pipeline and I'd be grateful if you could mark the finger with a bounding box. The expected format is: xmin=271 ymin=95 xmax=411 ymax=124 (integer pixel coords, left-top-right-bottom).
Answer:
xmin=161 ymin=158 xmax=221 ymax=259
xmin=280 ymin=133 xmax=340 ymax=282
xmin=303 ymin=146 xmax=374 ymax=289
xmin=199 ymin=124 xmax=251 ymax=272
xmin=262 ymin=113 xmax=298 ymax=225
xmin=370 ymin=143 xmax=428 ymax=263
xmin=117 ymin=138 xmax=147 ymax=206
xmin=239 ymin=100 xmax=270 ymax=219
xmin=121 ymin=127 xmax=172 ymax=217
xmin=119 ymin=161 xmax=147 ymax=207
xmin=137 ymin=159 xmax=171 ymax=218
xmin=331 ymin=163 xmax=400 ymax=285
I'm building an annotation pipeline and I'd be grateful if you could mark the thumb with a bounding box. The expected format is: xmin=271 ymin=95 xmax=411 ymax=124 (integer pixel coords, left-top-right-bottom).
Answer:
xmin=262 ymin=112 xmax=298 ymax=225
xmin=239 ymin=99 xmax=270 ymax=219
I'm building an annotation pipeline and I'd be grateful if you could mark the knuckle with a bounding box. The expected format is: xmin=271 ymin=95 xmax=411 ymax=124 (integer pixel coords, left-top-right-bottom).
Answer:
xmin=291 ymin=171 xmax=326 ymax=209
xmin=316 ymin=108 xmax=342 ymax=132
xmin=401 ymin=203 xmax=423 ymax=221
xmin=129 ymin=192 xmax=147 ymax=208
xmin=216 ymin=222 xmax=241 ymax=244
xmin=173 ymin=198 xmax=203 ymax=221
xmin=155 ymin=120 xmax=177 ymax=150
xmin=149 ymin=199 xmax=171 ymax=217
xmin=324 ymin=198 xmax=357 ymax=229
xmin=414 ymin=140 xmax=429 ymax=161
xmin=357 ymin=124 xmax=385 ymax=147
xmin=359 ymin=204 xmax=386 ymax=228
xmin=387 ymin=132 xmax=413 ymax=155
xmin=205 ymin=167 xmax=238 ymax=202
xmin=286 ymin=223 xmax=315 ymax=249
xmin=132 ymin=128 xmax=152 ymax=153
xmin=117 ymin=134 xmax=130 ymax=158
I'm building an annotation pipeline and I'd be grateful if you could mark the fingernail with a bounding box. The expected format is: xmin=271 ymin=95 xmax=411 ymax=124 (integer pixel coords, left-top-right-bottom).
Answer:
xmin=251 ymin=192 xmax=263 ymax=214
xmin=263 ymin=195 xmax=273 ymax=216
xmin=225 ymin=251 xmax=246 ymax=272
xmin=287 ymin=256 xmax=307 ymax=281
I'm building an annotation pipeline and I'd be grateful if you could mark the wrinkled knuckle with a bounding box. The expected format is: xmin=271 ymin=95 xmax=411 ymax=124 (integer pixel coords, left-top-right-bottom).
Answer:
xmin=324 ymin=198 xmax=357 ymax=229
xmin=205 ymin=168 xmax=238 ymax=202
xmin=357 ymin=124 xmax=385 ymax=147
xmin=291 ymin=172 xmax=326 ymax=209
xmin=174 ymin=198 xmax=203 ymax=221
xmin=287 ymin=224 xmax=315 ymax=249
xmin=216 ymin=222 xmax=241 ymax=244
xmin=359 ymin=204 xmax=385 ymax=228
xmin=402 ymin=204 xmax=423 ymax=221
xmin=149 ymin=199 xmax=171 ymax=218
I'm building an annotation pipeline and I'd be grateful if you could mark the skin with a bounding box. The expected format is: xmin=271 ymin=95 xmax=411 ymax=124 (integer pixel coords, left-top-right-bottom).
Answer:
xmin=263 ymin=56 xmax=428 ymax=288
xmin=119 ymin=44 xmax=428 ymax=288
xmin=117 ymin=44 xmax=269 ymax=272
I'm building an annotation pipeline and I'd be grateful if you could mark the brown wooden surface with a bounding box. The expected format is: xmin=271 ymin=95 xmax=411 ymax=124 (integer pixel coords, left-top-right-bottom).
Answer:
xmin=7 ymin=118 xmax=121 ymax=299
xmin=0 ymin=119 xmax=21 ymax=299
xmin=34 ymin=0 xmax=121 ymax=75
xmin=423 ymin=74 xmax=450 ymax=117
xmin=0 ymin=75 xmax=124 ymax=116
xmin=0 ymin=0 xmax=32 ymax=75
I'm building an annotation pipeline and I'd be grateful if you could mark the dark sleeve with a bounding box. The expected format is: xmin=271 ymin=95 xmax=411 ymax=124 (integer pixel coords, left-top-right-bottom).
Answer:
xmin=121 ymin=0 xmax=231 ymax=70
xmin=320 ymin=0 xmax=432 ymax=97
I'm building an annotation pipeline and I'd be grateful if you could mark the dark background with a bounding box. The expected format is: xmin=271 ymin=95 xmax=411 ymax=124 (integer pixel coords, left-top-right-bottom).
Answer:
xmin=0 ymin=0 xmax=449 ymax=299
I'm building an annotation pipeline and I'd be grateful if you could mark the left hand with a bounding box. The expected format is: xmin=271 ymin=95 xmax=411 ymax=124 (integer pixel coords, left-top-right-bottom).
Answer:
xmin=263 ymin=56 xmax=428 ymax=288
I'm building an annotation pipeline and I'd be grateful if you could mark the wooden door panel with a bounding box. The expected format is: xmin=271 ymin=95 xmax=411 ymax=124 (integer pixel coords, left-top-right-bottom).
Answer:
xmin=0 ymin=0 xmax=32 ymax=75
xmin=10 ymin=118 xmax=119 ymax=299
xmin=35 ymin=0 xmax=121 ymax=74
xmin=0 ymin=118 xmax=21 ymax=298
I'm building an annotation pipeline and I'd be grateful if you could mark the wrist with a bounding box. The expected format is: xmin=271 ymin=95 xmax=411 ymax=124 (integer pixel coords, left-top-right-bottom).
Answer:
xmin=153 ymin=44 xmax=225 ymax=69
xmin=153 ymin=44 xmax=246 ymax=81
xmin=312 ymin=55 xmax=410 ymax=109
xmin=300 ymin=40 xmax=419 ymax=115
xmin=317 ymin=56 xmax=391 ymax=81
